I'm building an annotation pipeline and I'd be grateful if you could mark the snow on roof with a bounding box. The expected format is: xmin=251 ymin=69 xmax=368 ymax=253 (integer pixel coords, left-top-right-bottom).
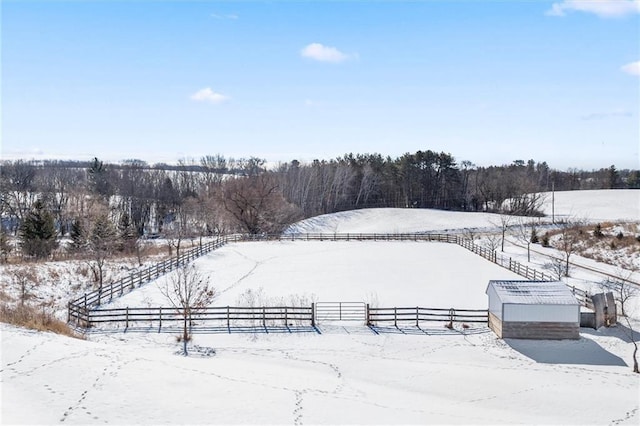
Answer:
xmin=486 ymin=280 xmax=579 ymax=305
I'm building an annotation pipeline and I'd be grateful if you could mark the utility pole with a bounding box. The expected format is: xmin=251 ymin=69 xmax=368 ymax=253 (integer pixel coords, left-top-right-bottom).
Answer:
xmin=552 ymin=179 xmax=555 ymax=224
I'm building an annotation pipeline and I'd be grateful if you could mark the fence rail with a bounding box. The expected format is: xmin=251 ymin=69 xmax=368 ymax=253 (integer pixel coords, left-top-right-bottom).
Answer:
xmin=72 ymin=305 xmax=315 ymax=330
xmin=367 ymin=306 xmax=488 ymax=327
xmin=68 ymin=236 xmax=239 ymax=318
xmin=70 ymin=302 xmax=488 ymax=331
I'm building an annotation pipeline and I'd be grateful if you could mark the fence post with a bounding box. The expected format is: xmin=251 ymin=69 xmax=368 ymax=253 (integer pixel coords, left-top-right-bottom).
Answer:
xmin=365 ymin=303 xmax=370 ymax=326
xmin=67 ymin=302 xmax=71 ymax=323
xmin=311 ymin=303 xmax=315 ymax=327
xmin=416 ymin=306 xmax=419 ymax=327
xmin=125 ymin=307 xmax=129 ymax=330
xmin=159 ymin=307 xmax=162 ymax=331
xmin=227 ymin=306 xmax=230 ymax=331
xmin=394 ymin=307 xmax=397 ymax=328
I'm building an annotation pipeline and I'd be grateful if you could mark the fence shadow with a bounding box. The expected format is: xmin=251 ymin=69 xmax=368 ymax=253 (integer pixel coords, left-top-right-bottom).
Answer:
xmin=505 ymin=337 xmax=628 ymax=367
xmin=83 ymin=325 xmax=321 ymax=335
xmin=369 ymin=324 xmax=491 ymax=336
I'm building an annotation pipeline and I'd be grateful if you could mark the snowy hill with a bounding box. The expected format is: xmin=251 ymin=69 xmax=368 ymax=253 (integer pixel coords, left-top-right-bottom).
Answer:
xmin=287 ymin=189 xmax=639 ymax=234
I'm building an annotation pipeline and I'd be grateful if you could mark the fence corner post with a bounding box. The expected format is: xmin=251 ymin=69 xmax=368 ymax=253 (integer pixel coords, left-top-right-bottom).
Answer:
xmin=311 ymin=303 xmax=315 ymax=327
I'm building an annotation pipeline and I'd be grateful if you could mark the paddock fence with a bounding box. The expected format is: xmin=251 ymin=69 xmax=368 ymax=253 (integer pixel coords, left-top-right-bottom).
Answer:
xmin=68 ymin=236 xmax=239 ymax=320
xmin=366 ymin=306 xmax=489 ymax=327
xmin=71 ymin=304 xmax=316 ymax=331
xmin=68 ymin=232 xmax=569 ymax=328
xmin=70 ymin=301 xmax=489 ymax=332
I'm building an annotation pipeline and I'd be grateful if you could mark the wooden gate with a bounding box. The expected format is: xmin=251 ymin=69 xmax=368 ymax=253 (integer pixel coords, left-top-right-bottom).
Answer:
xmin=315 ymin=302 xmax=366 ymax=324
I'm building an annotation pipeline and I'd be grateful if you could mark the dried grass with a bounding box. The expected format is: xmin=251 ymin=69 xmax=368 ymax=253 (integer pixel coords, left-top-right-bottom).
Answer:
xmin=0 ymin=304 xmax=83 ymax=339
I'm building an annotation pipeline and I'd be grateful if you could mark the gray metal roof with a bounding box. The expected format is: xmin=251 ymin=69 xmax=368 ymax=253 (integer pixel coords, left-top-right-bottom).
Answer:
xmin=486 ymin=280 xmax=579 ymax=305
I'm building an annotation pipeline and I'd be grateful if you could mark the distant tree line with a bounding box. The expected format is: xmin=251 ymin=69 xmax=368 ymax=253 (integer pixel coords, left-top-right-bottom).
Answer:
xmin=1 ymin=152 xmax=638 ymax=262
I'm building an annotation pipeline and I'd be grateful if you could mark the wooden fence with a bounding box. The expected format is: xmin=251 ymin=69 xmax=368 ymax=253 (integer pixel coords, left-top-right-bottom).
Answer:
xmin=70 ymin=301 xmax=488 ymax=332
xmin=68 ymin=232 xmax=563 ymax=328
xmin=367 ymin=306 xmax=488 ymax=327
xmin=73 ymin=305 xmax=315 ymax=331
xmin=68 ymin=236 xmax=238 ymax=319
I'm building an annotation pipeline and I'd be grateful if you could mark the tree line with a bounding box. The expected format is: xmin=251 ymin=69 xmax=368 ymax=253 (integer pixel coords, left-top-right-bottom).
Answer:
xmin=1 ymin=152 xmax=638 ymax=263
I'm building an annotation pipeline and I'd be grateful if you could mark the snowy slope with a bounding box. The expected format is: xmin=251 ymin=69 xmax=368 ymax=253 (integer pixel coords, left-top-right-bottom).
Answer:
xmin=287 ymin=189 xmax=639 ymax=234
xmin=286 ymin=208 xmax=501 ymax=234
xmin=539 ymin=189 xmax=639 ymax=222
xmin=2 ymin=321 xmax=638 ymax=425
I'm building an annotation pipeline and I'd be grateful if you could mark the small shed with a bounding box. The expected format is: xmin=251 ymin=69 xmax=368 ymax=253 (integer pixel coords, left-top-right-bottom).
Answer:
xmin=486 ymin=280 xmax=580 ymax=340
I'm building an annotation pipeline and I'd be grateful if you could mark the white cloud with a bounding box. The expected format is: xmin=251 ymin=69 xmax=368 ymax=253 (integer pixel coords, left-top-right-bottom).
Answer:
xmin=621 ymin=60 xmax=640 ymax=76
xmin=190 ymin=88 xmax=230 ymax=104
xmin=300 ymin=43 xmax=351 ymax=63
xmin=581 ymin=110 xmax=633 ymax=120
xmin=546 ymin=0 xmax=640 ymax=18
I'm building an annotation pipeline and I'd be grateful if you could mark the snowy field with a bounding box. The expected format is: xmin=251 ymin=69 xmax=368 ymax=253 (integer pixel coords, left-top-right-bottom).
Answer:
xmin=105 ymin=241 xmax=524 ymax=309
xmin=2 ymin=189 xmax=640 ymax=424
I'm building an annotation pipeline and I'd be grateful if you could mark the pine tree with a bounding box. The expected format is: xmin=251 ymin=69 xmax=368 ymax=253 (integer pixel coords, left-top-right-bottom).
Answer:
xmin=69 ymin=219 xmax=86 ymax=252
xmin=0 ymin=227 xmax=12 ymax=262
xmin=19 ymin=199 xmax=58 ymax=259
xmin=118 ymin=212 xmax=138 ymax=253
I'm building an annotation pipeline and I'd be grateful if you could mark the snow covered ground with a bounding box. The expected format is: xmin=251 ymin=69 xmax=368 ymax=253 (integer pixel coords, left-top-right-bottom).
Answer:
xmin=2 ymin=189 xmax=639 ymax=424
xmin=287 ymin=189 xmax=639 ymax=234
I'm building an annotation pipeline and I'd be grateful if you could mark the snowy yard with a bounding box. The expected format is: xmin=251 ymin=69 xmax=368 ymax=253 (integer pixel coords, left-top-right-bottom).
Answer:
xmin=2 ymin=189 xmax=639 ymax=424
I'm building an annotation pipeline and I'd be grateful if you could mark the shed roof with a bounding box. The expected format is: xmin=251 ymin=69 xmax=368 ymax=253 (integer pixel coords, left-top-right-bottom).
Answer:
xmin=486 ymin=280 xmax=579 ymax=305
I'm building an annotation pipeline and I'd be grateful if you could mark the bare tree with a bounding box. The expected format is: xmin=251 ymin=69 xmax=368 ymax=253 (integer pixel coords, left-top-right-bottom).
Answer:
xmin=554 ymin=218 xmax=584 ymax=277
xmin=513 ymin=217 xmax=534 ymax=262
xmin=11 ymin=268 xmax=37 ymax=307
xmin=222 ymin=174 xmax=301 ymax=235
xmin=490 ymin=214 xmax=512 ymax=252
xmin=622 ymin=315 xmax=639 ymax=373
xmin=88 ymin=214 xmax=118 ymax=292
xmin=602 ymin=276 xmax=640 ymax=374
xmin=600 ymin=269 xmax=639 ymax=318
xmin=543 ymin=257 xmax=565 ymax=281
xmin=481 ymin=233 xmax=502 ymax=253
xmin=160 ymin=264 xmax=216 ymax=355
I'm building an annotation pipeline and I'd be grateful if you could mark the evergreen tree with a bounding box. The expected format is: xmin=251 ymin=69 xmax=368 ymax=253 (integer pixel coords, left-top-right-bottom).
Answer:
xmin=87 ymin=157 xmax=113 ymax=198
xmin=69 ymin=218 xmax=86 ymax=252
xmin=19 ymin=199 xmax=58 ymax=259
xmin=118 ymin=212 xmax=138 ymax=253
xmin=0 ymin=227 xmax=12 ymax=262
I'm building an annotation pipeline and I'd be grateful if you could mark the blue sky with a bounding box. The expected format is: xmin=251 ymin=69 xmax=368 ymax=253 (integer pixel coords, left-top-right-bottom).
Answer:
xmin=2 ymin=0 xmax=639 ymax=170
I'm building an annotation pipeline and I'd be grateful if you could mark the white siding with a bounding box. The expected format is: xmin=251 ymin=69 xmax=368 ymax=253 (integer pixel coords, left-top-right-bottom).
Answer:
xmin=503 ymin=303 xmax=580 ymax=323
xmin=487 ymin=285 xmax=503 ymax=320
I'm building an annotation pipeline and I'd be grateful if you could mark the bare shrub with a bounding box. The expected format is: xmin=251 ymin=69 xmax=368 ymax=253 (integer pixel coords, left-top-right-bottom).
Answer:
xmin=543 ymin=258 xmax=565 ymax=281
xmin=10 ymin=267 xmax=38 ymax=306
